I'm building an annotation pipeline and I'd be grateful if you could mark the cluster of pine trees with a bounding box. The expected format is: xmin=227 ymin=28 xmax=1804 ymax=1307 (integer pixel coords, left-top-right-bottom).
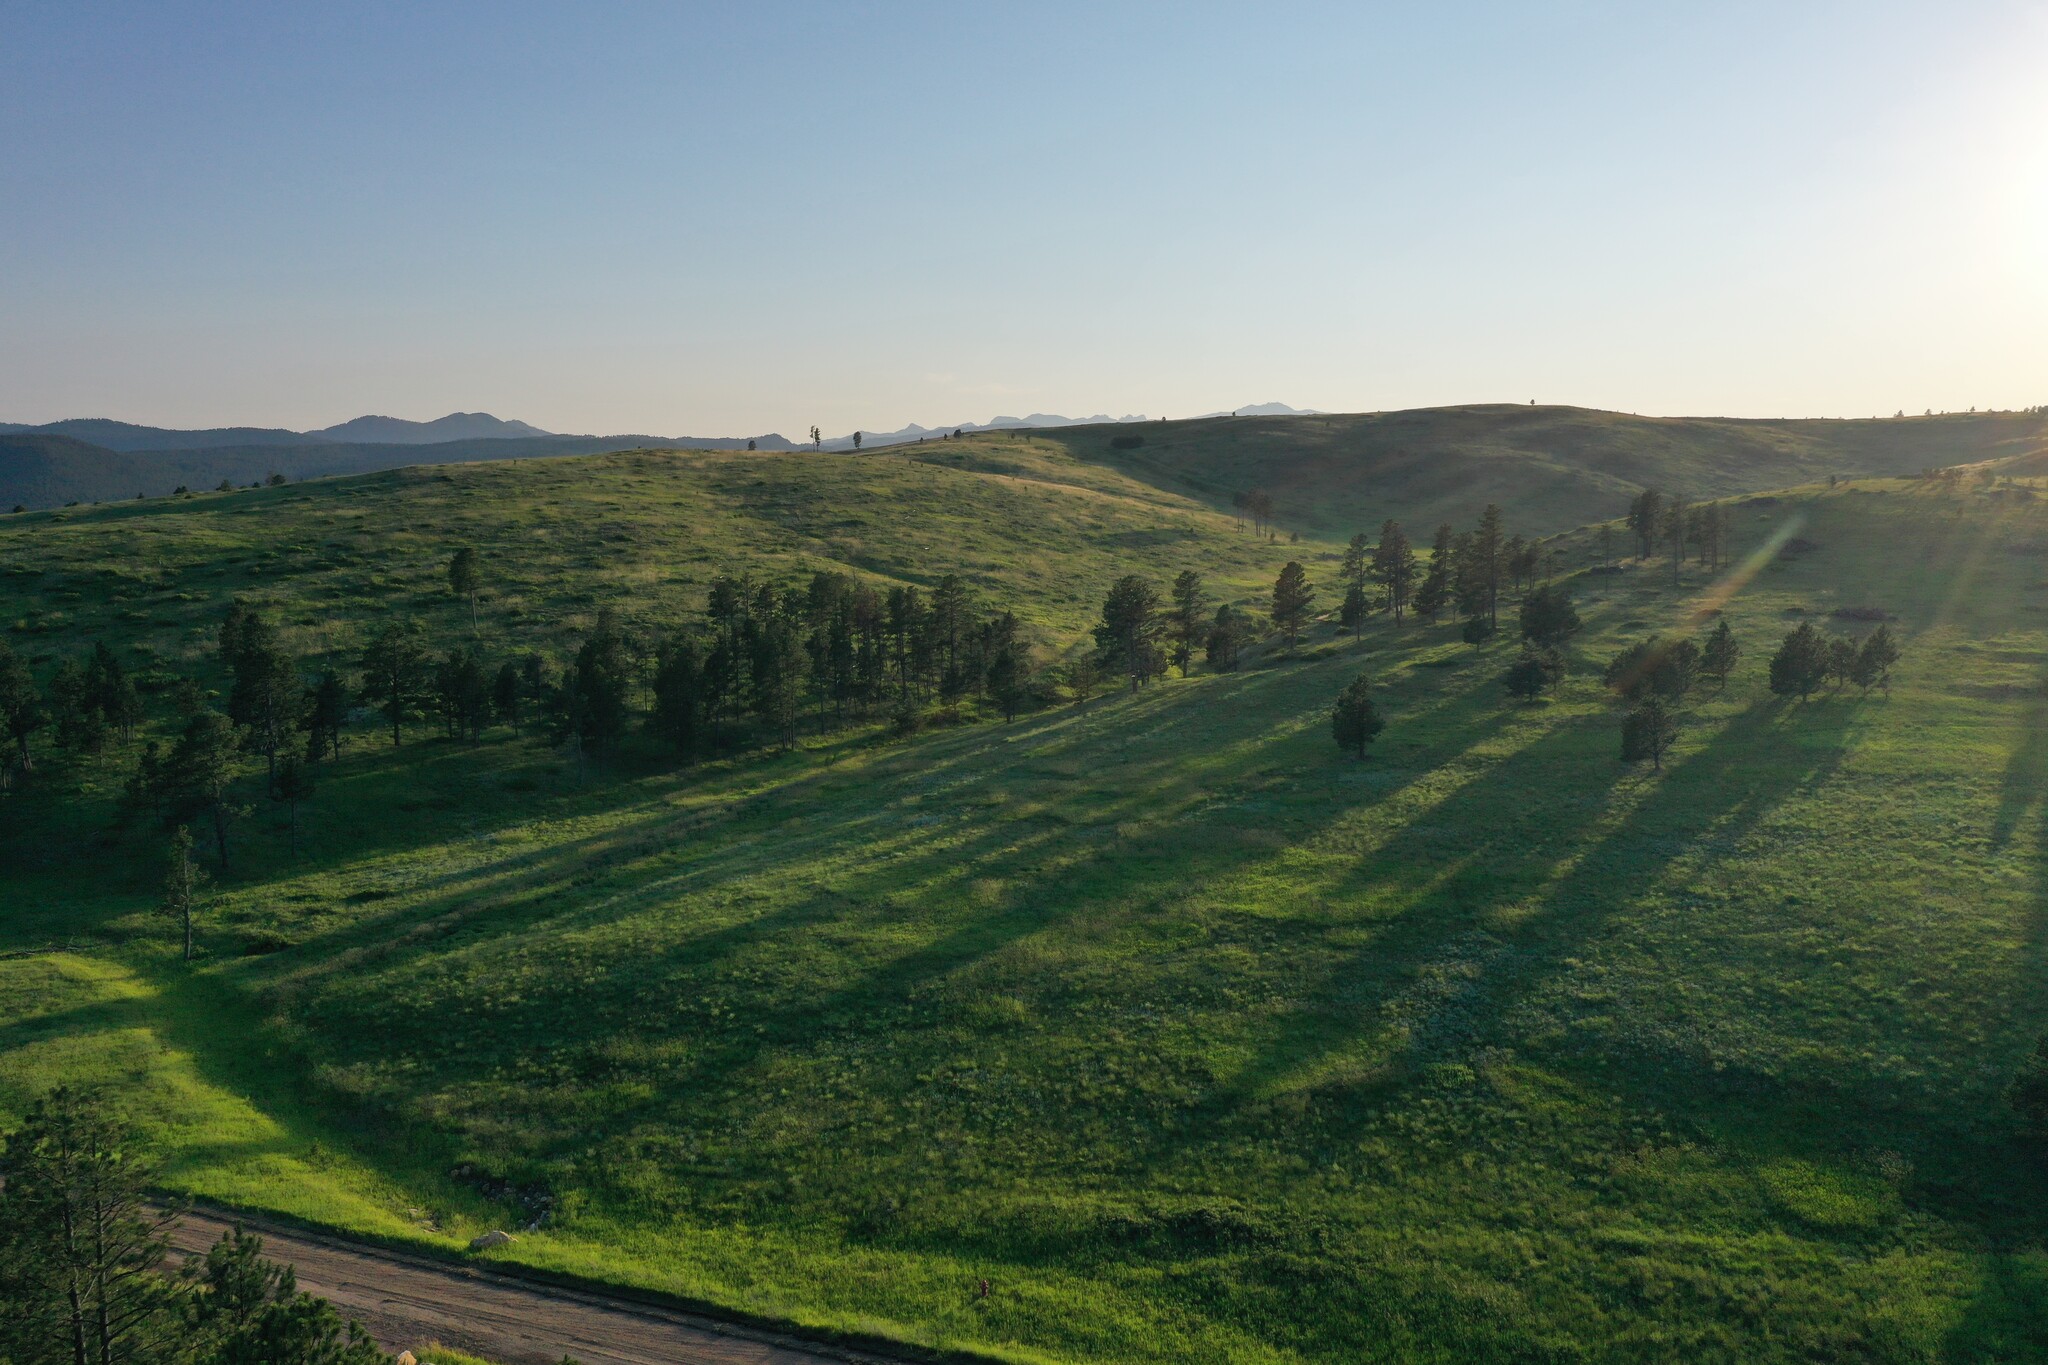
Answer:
xmin=0 ymin=1089 xmax=396 ymax=1365
xmin=1601 ymin=621 xmax=1740 ymax=769
xmin=1331 ymin=506 xmax=1563 ymax=642
xmin=1599 ymin=619 xmax=1899 ymax=769
xmin=1 ymin=555 xmax=1043 ymax=869
xmin=1767 ymin=621 xmax=1899 ymax=701
xmin=1624 ymin=488 xmax=1737 ymax=578
xmin=1082 ymin=566 xmax=1299 ymax=694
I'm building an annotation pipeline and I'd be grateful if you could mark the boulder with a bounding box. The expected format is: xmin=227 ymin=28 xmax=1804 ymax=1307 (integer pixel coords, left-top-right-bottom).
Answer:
xmin=467 ymin=1229 xmax=515 ymax=1252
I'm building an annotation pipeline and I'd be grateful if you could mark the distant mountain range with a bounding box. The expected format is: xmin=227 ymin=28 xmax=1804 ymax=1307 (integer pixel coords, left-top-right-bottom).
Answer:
xmin=0 ymin=405 xmax=1322 ymax=509
xmin=0 ymin=411 xmax=615 ymax=451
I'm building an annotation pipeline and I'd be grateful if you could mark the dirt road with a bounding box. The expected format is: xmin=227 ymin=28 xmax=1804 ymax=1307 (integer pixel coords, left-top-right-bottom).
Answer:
xmin=168 ymin=1209 xmax=896 ymax=1365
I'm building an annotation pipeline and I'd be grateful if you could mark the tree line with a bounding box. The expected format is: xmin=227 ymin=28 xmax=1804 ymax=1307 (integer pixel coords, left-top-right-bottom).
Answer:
xmin=1 ymin=555 xmax=1044 ymax=869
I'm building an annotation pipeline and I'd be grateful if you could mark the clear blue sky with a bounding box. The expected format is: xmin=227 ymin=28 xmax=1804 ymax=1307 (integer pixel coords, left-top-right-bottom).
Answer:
xmin=4 ymin=1 xmax=2044 ymax=436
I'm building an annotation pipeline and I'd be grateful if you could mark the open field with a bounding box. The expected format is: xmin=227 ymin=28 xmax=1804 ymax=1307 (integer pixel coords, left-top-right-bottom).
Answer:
xmin=5 ymin=446 xmax=2048 ymax=1360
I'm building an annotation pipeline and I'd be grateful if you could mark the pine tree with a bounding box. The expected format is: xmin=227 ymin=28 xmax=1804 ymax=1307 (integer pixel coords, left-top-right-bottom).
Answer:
xmin=1206 ymin=605 xmax=1247 ymax=672
xmin=551 ymin=608 xmax=634 ymax=760
xmin=1663 ymin=493 xmax=1690 ymax=585
xmin=1414 ymin=523 xmax=1454 ymax=623
xmin=161 ymin=825 xmax=209 ymax=960
xmin=1330 ymin=674 xmax=1385 ymax=759
xmin=189 ymin=1227 xmax=388 ymax=1365
xmin=1627 ymin=489 xmax=1664 ymax=559
xmin=1271 ymin=561 xmax=1315 ymax=649
xmin=1339 ymin=581 xmax=1367 ymax=638
xmin=0 ymin=1090 xmax=185 ymax=1365
xmin=1604 ymin=638 xmax=1698 ymax=702
xmin=492 ymin=661 xmax=524 ymax=735
xmin=301 ymin=669 xmax=349 ymax=762
xmin=1372 ymin=520 xmax=1417 ymax=622
xmin=1473 ymin=505 xmax=1506 ymax=628
xmin=651 ymin=634 xmax=704 ymax=757
xmin=1167 ymin=571 xmax=1208 ymax=676
xmin=987 ymin=613 xmax=1029 ymax=720
xmin=50 ymin=657 xmax=110 ymax=754
xmin=271 ymin=756 xmax=315 ymax=857
xmin=1504 ymin=646 xmax=1565 ymax=700
xmin=1094 ymin=576 xmax=1165 ymax=690
xmin=165 ymin=711 xmax=242 ymax=868
xmin=1824 ymin=636 xmax=1860 ymax=692
xmin=1341 ymin=533 xmax=1370 ymax=591
xmin=1854 ymin=624 xmax=1900 ymax=695
xmin=359 ymin=621 xmax=431 ymax=746
xmin=434 ymin=647 xmax=491 ymax=741
xmin=1518 ymin=585 xmax=1581 ymax=648
xmin=85 ymin=641 xmax=143 ymax=743
xmin=230 ymin=629 xmax=303 ymax=782
xmin=0 ymin=639 xmax=44 ymax=779
xmin=1620 ymin=697 xmax=1678 ymax=769
xmin=1768 ymin=623 xmax=1828 ymax=700
xmin=929 ymin=574 xmax=972 ymax=695
xmin=1701 ymin=619 xmax=1739 ymax=689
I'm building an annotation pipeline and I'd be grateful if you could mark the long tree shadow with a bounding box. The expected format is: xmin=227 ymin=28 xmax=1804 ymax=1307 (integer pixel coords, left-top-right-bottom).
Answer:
xmin=241 ymin=642 xmax=1532 ymax=1183
xmin=1067 ymin=695 xmax=1859 ymax=1192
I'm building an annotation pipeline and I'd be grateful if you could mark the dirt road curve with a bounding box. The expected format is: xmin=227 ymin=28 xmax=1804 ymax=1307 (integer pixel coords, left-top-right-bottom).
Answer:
xmin=168 ymin=1209 xmax=889 ymax=1365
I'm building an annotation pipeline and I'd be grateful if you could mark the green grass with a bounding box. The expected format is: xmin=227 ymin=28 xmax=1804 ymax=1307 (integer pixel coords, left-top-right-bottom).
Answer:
xmin=5 ymin=455 xmax=2048 ymax=1361
xmin=0 ymin=442 xmax=1318 ymax=690
xmin=994 ymin=404 xmax=2048 ymax=537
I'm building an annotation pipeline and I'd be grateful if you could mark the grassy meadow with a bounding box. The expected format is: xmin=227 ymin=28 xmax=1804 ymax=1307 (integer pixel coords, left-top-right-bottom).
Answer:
xmin=4 ymin=441 xmax=2048 ymax=1362
xmin=1006 ymin=405 xmax=2048 ymax=538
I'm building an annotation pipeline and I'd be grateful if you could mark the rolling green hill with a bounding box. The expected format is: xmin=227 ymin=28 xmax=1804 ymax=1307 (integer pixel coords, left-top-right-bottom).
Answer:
xmin=985 ymin=404 xmax=2048 ymax=537
xmin=0 ymin=445 xmax=1290 ymax=671
xmin=4 ymin=447 xmax=2048 ymax=1362
xmin=0 ymin=432 xmax=777 ymax=512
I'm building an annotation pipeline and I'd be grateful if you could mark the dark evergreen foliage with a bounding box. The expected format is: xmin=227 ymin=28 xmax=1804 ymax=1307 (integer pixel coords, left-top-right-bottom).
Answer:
xmin=1330 ymin=674 xmax=1385 ymax=759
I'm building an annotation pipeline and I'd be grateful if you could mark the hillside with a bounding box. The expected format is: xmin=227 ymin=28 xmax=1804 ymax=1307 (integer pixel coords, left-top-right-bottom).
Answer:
xmin=0 ymin=434 xmax=769 ymax=511
xmin=991 ymin=403 xmax=2048 ymax=537
xmin=0 ymin=418 xmax=328 ymax=451
xmin=0 ymin=433 xmax=186 ymax=509
xmin=12 ymin=402 xmax=2043 ymax=519
xmin=0 ymin=444 xmax=1290 ymax=674
xmin=5 ymin=450 xmax=2048 ymax=1361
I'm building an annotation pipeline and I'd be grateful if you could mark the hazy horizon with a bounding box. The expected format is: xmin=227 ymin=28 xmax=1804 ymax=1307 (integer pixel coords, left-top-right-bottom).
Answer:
xmin=7 ymin=2 xmax=2045 ymax=436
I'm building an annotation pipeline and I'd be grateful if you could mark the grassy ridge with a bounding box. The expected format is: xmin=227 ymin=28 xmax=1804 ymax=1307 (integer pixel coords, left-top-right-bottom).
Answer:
xmin=5 ymin=455 xmax=2048 ymax=1360
xmin=989 ymin=404 xmax=2048 ymax=537
xmin=0 ymin=443 xmax=1296 ymax=677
